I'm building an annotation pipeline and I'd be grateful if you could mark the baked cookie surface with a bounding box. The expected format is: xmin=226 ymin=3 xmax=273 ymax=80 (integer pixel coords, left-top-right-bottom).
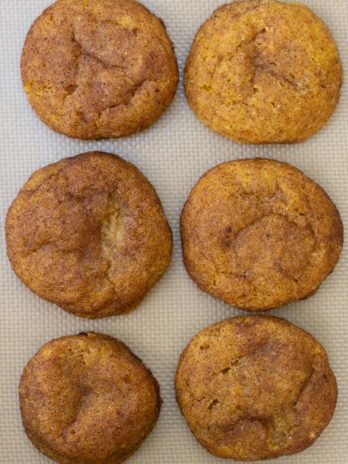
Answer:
xmin=185 ymin=0 xmax=342 ymax=144
xmin=21 ymin=0 xmax=178 ymax=139
xmin=181 ymin=158 xmax=343 ymax=311
xmin=176 ymin=316 xmax=337 ymax=460
xmin=6 ymin=151 xmax=172 ymax=318
xmin=20 ymin=332 xmax=161 ymax=464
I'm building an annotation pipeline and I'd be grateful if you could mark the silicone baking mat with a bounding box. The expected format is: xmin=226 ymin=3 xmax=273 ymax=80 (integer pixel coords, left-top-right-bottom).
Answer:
xmin=0 ymin=0 xmax=347 ymax=462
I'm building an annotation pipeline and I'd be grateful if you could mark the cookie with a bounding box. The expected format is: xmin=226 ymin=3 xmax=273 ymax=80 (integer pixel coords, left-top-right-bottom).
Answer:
xmin=20 ymin=332 xmax=161 ymax=464
xmin=181 ymin=158 xmax=343 ymax=311
xmin=176 ymin=316 xmax=337 ymax=460
xmin=6 ymin=151 xmax=172 ymax=318
xmin=21 ymin=0 xmax=178 ymax=139
xmin=185 ymin=0 xmax=342 ymax=144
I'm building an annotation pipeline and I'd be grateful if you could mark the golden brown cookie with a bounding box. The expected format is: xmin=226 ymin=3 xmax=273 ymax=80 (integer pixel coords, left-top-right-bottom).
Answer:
xmin=20 ymin=332 xmax=161 ymax=464
xmin=185 ymin=0 xmax=342 ymax=144
xmin=176 ymin=316 xmax=337 ymax=460
xmin=6 ymin=151 xmax=172 ymax=318
xmin=21 ymin=0 xmax=178 ymax=139
xmin=181 ymin=158 xmax=343 ymax=311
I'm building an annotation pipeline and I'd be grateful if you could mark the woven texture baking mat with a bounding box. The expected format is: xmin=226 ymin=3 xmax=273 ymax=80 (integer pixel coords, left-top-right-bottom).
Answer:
xmin=0 ymin=0 xmax=347 ymax=462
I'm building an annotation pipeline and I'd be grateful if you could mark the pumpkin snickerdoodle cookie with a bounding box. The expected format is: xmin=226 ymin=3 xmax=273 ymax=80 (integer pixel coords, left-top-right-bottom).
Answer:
xmin=185 ymin=0 xmax=343 ymax=144
xmin=21 ymin=0 xmax=178 ymax=139
xmin=176 ymin=316 xmax=337 ymax=460
xmin=20 ymin=332 xmax=161 ymax=464
xmin=181 ymin=158 xmax=343 ymax=311
xmin=6 ymin=152 xmax=172 ymax=318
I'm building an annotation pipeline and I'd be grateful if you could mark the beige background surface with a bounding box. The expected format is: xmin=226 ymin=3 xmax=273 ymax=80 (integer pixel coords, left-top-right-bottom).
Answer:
xmin=0 ymin=0 xmax=347 ymax=462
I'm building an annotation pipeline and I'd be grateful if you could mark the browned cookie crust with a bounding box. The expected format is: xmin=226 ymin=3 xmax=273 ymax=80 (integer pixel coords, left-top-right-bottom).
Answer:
xmin=21 ymin=0 xmax=178 ymax=139
xmin=6 ymin=152 xmax=172 ymax=318
xmin=176 ymin=316 xmax=337 ymax=461
xmin=20 ymin=332 xmax=161 ymax=464
xmin=181 ymin=158 xmax=343 ymax=311
xmin=185 ymin=0 xmax=342 ymax=144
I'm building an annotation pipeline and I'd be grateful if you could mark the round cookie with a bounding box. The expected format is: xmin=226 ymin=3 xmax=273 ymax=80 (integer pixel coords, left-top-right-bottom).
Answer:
xmin=185 ymin=0 xmax=343 ymax=144
xmin=6 ymin=151 xmax=172 ymax=318
xmin=21 ymin=0 xmax=178 ymax=139
xmin=20 ymin=332 xmax=161 ymax=464
xmin=181 ymin=158 xmax=343 ymax=311
xmin=176 ymin=316 xmax=337 ymax=460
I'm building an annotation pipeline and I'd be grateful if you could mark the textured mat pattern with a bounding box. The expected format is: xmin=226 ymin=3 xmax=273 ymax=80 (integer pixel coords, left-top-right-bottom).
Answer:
xmin=0 ymin=1 xmax=347 ymax=463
